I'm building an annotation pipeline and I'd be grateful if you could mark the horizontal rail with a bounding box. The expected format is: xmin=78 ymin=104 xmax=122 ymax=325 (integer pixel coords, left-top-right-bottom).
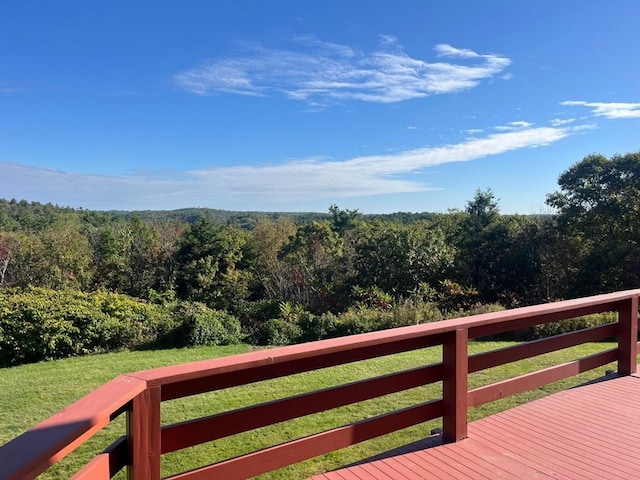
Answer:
xmin=468 ymin=348 xmax=619 ymax=407
xmin=0 ymin=375 xmax=145 ymax=480
xmin=70 ymin=454 xmax=110 ymax=480
xmin=468 ymin=322 xmax=618 ymax=372
xmin=468 ymin=303 xmax=620 ymax=338
xmin=166 ymin=400 xmax=445 ymax=480
xmin=70 ymin=436 xmax=128 ymax=479
xmin=137 ymin=291 xmax=639 ymax=392
xmin=162 ymin=363 xmax=444 ymax=453
xmin=145 ymin=333 xmax=446 ymax=401
xmin=0 ymin=289 xmax=638 ymax=480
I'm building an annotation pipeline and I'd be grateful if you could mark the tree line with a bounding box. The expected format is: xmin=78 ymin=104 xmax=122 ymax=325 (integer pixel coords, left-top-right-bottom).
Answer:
xmin=0 ymin=151 xmax=637 ymax=363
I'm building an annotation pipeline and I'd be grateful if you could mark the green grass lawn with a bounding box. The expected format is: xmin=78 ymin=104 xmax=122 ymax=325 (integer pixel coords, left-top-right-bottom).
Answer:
xmin=0 ymin=340 xmax=629 ymax=479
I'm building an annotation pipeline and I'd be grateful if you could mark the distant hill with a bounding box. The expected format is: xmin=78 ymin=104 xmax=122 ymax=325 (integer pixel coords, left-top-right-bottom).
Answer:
xmin=103 ymin=207 xmax=332 ymax=229
xmin=0 ymin=198 xmax=441 ymax=231
xmin=0 ymin=198 xmax=335 ymax=230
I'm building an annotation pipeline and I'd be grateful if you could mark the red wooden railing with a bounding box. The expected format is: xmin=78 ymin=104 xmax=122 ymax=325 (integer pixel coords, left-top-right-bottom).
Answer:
xmin=1 ymin=290 xmax=638 ymax=480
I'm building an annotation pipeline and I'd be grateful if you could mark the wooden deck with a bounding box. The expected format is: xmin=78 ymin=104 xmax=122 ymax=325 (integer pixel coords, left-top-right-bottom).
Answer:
xmin=2 ymin=290 xmax=637 ymax=480
xmin=311 ymin=372 xmax=640 ymax=480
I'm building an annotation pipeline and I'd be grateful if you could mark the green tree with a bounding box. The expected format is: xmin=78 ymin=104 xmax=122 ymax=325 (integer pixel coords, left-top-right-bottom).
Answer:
xmin=90 ymin=225 xmax=128 ymax=292
xmin=40 ymin=223 xmax=93 ymax=289
xmin=546 ymin=151 xmax=640 ymax=294
xmin=0 ymin=233 xmax=20 ymax=286
xmin=535 ymin=219 xmax=582 ymax=301
xmin=279 ymin=220 xmax=346 ymax=311
xmin=175 ymin=218 xmax=253 ymax=310
xmin=123 ymin=217 xmax=168 ymax=297
xmin=352 ymin=221 xmax=454 ymax=299
xmin=454 ymin=189 xmax=501 ymax=299
xmin=89 ymin=217 xmax=179 ymax=298
xmin=454 ymin=189 xmax=543 ymax=305
xmin=5 ymin=223 xmax=93 ymax=289
xmin=250 ymin=217 xmax=297 ymax=300
xmin=329 ymin=204 xmax=359 ymax=236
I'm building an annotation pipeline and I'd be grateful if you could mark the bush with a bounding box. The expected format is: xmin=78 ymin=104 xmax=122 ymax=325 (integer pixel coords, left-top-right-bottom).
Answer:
xmin=437 ymin=280 xmax=479 ymax=313
xmin=251 ymin=318 xmax=302 ymax=346
xmin=0 ymin=287 xmax=244 ymax=367
xmin=0 ymin=287 xmax=175 ymax=366
xmin=170 ymin=302 xmax=241 ymax=347
xmin=443 ymin=302 xmax=505 ymax=320
xmin=92 ymin=290 xmax=175 ymax=349
xmin=335 ymin=309 xmax=386 ymax=335
xmin=297 ymin=300 xmax=444 ymax=343
xmin=390 ymin=298 xmax=443 ymax=327
xmin=352 ymin=286 xmax=393 ymax=311
xmin=299 ymin=312 xmax=340 ymax=342
xmin=233 ymin=299 xmax=282 ymax=336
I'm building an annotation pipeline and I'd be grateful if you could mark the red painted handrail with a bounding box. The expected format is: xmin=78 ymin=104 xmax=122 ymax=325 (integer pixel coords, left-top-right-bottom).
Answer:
xmin=1 ymin=290 xmax=638 ymax=480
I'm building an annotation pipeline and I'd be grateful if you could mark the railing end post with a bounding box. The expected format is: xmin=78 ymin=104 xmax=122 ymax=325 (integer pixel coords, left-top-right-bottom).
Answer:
xmin=127 ymin=386 xmax=161 ymax=480
xmin=618 ymin=296 xmax=638 ymax=375
xmin=442 ymin=328 xmax=468 ymax=442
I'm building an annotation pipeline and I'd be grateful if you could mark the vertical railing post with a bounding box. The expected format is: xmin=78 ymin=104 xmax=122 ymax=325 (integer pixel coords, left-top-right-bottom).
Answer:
xmin=442 ymin=328 xmax=468 ymax=442
xmin=618 ymin=296 xmax=638 ymax=375
xmin=127 ymin=386 xmax=161 ymax=480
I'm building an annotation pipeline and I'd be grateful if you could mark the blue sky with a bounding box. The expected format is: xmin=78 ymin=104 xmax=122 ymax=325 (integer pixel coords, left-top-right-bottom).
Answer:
xmin=1 ymin=1 xmax=639 ymax=214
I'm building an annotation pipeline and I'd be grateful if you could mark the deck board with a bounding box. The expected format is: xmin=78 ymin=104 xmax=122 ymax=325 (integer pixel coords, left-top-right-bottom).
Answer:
xmin=310 ymin=373 xmax=640 ymax=479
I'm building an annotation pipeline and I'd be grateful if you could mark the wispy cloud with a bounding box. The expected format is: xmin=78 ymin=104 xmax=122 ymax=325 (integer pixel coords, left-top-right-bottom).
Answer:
xmin=433 ymin=44 xmax=482 ymax=59
xmin=2 ymin=125 xmax=573 ymax=211
xmin=173 ymin=36 xmax=511 ymax=105
xmin=550 ymin=118 xmax=576 ymax=126
xmin=561 ymin=101 xmax=640 ymax=119
xmin=494 ymin=121 xmax=533 ymax=131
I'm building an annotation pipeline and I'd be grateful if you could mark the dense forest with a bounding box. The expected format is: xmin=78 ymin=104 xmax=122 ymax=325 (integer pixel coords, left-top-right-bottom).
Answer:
xmin=1 ymin=152 xmax=638 ymax=366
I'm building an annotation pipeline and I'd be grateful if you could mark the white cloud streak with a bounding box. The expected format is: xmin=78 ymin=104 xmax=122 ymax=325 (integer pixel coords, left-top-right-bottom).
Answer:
xmin=561 ymin=101 xmax=640 ymax=119
xmin=550 ymin=118 xmax=576 ymax=126
xmin=1 ymin=126 xmax=572 ymax=211
xmin=173 ymin=37 xmax=511 ymax=105
xmin=494 ymin=121 xmax=534 ymax=131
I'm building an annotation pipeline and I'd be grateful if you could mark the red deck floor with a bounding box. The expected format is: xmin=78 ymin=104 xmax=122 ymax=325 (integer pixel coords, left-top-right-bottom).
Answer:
xmin=310 ymin=372 xmax=640 ymax=479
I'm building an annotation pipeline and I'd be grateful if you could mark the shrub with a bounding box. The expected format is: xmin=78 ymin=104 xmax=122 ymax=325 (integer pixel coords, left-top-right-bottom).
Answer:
xmin=170 ymin=302 xmax=241 ymax=347
xmin=390 ymin=298 xmax=443 ymax=327
xmin=0 ymin=287 xmax=247 ymax=366
xmin=298 ymin=300 xmax=444 ymax=343
xmin=92 ymin=290 xmax=175 ymax=349
xmin=352 ymin=286 xmax=393 ymax=311
xmin=0 ymin=286 xmax=175 ymax=366
xmin=299 ymin=312 xmax=340 ymax=342
xmin=443 ymin=302 xmax=505 ymax=320
xmin=251 ymin=318 xmax=302 ymax=346
xmin=233 ymin=299 xmax=282 ymax=336
xmin=0 ymin=291 xmax=83 ymax=365
xmin=335 ymin=308 xmax=387 ymax=335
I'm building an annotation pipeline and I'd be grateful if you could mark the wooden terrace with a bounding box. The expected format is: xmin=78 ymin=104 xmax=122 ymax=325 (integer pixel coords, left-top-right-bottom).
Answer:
xmin=312 ymin=371 xmax=640 ymax=479
xmin=0 ymin=289 xmax=638 ymax=479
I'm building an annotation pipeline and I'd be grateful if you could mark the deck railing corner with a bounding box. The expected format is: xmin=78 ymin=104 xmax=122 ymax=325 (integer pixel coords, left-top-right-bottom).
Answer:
xmin=1 ymin=289 xmax=639 ymax=480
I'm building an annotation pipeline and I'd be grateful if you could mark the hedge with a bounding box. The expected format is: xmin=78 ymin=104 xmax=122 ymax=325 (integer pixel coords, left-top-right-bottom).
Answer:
xmin=0 ymin=287 xmax=241 ymax=367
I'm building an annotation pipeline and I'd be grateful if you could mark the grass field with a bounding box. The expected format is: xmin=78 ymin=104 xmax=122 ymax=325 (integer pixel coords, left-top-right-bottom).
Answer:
xmin=0 ymin=340 xmax=627 ymax=479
